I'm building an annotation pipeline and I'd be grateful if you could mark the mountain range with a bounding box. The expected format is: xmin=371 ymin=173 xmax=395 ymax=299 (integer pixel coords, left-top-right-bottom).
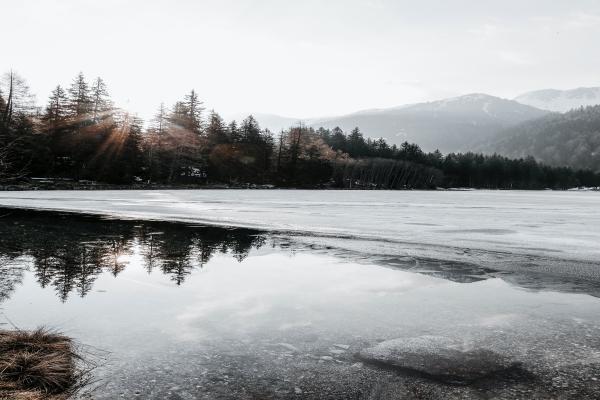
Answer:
xmin=307 ymin=94 xmax=549 ymax=153
xmin=241 ymin=87 xmax=600 ymax=170
xmin=244 ymin=94 xmax=551 ymax=153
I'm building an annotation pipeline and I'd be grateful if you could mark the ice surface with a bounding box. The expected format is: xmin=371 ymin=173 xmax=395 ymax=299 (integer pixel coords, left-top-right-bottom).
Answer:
xmin=0 ymin=190 xmax=598 ymax=264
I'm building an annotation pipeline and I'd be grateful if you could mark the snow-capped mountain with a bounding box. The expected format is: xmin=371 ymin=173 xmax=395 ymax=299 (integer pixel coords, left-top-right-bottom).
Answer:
xmin=308 ymin=94 xmax=549 ymax=152
xmin=515 ymin=87 xmax=600 ymax=113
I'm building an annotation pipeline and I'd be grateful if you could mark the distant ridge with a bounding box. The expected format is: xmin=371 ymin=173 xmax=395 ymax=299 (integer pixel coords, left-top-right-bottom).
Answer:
xmin=225 ymin=113 xmax=303 ymax=133
xmin=515 ymin=87 xmax=600 ymax=113
xmin=479 ymin=105 xmax=600 ymax=172
xmin=307 ymin=94 xmax=548 ymax=153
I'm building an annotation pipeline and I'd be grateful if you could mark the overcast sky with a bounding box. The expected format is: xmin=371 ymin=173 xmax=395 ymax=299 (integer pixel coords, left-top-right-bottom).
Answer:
xmin=2 ymin=0 xmax=600 ymax=121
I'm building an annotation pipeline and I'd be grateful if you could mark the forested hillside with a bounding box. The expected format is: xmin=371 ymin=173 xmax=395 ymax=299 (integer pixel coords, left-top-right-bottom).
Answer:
xmin=1 ymin=71 xmax=599 ymax=189
xmin=309 ymin=94 xmax=549 ymax=153
xmin=481 ymin=106 xmax=600 ymax=172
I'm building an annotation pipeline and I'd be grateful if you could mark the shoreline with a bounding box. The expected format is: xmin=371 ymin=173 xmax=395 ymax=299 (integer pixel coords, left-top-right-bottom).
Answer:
xmin=1 ymin=183 xmax=599 ymax=191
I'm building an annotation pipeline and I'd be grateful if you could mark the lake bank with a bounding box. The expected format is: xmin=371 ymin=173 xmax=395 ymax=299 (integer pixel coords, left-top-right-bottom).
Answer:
xmin=3 ymin=186 xmax=600 ymax=192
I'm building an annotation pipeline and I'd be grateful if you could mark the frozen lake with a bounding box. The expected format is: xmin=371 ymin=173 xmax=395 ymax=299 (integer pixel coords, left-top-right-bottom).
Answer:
xmin=0 ymin=190 xmax=599 ymax=263
xmin=1 ymin=190 xmax=600 ymax=398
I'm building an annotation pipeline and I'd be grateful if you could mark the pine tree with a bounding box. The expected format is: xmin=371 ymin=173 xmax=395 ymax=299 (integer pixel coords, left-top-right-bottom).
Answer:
xmin=90 ymin=77 xmax=112 ymax=121
xmin=228 ymin=120 xmax=240 ymax=143
xmin=43 ymin=85 xmax=69 ymax=129
xmin=123 ymin=115 xmax=144 ymax=174
xmin=206 ymin=110 xmax=228 ymax=144
xmin=150 ymin=102 xmax=169 ymax=137
xmin=240 ymin=115 xmax=261 ymax=143
xmin=67 ymin=72 xmax=92 ymax=117
xmin=168 ymin=101 xmax=188 ymax=129
xmin=348 ymin=127 xmax=367 ymax=157
xmin=144 ymin=102 xmax=171 ymax=182
xmin=329 ymin=126 xmax=347 ymax=152
xmin=183 ymin=89 xmax=204 ymax=134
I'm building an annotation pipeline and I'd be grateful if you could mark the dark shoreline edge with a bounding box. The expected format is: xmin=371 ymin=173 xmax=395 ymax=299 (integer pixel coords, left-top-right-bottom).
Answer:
xmin=1 ymin=183 xmax=598 ymax=191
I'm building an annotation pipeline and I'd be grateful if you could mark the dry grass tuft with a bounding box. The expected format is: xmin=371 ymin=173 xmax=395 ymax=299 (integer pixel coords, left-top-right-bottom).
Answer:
xmin=0 ymin=328 xmax=94 ymax=400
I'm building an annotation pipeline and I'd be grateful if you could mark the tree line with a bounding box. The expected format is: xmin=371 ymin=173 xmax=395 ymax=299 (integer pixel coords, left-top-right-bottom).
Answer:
xmin=1 ymin=71 xmax=599 ymax=189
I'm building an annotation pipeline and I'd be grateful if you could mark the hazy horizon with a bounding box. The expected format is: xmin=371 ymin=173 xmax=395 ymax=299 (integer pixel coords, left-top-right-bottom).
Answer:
xmin=3 ymin=0 xmax=600 ymax=121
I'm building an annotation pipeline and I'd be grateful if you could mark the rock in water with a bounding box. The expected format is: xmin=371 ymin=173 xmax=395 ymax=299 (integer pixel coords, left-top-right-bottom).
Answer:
xmin=358 ymin=335 xmax=520 ymax=385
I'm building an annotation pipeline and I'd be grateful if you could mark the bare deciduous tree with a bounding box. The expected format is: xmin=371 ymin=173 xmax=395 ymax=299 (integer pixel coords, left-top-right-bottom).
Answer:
xmin=1 ymin=71 xmax=35 ymax=127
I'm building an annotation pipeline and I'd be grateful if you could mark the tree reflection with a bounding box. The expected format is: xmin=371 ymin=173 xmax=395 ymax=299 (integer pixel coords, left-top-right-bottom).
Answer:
xmin=0 ymin=258 xmax=25 ymax=305
xmin=0 ymin=209 xmax=265 ymax=302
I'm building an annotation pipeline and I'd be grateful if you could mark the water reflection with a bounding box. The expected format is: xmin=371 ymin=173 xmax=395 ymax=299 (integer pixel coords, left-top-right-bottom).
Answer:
xmin=0 ymin=208 xmax=265 ymax=301
xmin=2 ymin=208 xmax=600 ymax=399
xmin=0 ymin=259 xmax=24 ymax=304
xmin=1 ymin=207 xmax=600 ymax=304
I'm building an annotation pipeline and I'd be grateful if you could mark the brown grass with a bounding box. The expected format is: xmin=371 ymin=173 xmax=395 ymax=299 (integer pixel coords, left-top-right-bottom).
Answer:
xmin=0 ymin=328 xmax=92 ymax=400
